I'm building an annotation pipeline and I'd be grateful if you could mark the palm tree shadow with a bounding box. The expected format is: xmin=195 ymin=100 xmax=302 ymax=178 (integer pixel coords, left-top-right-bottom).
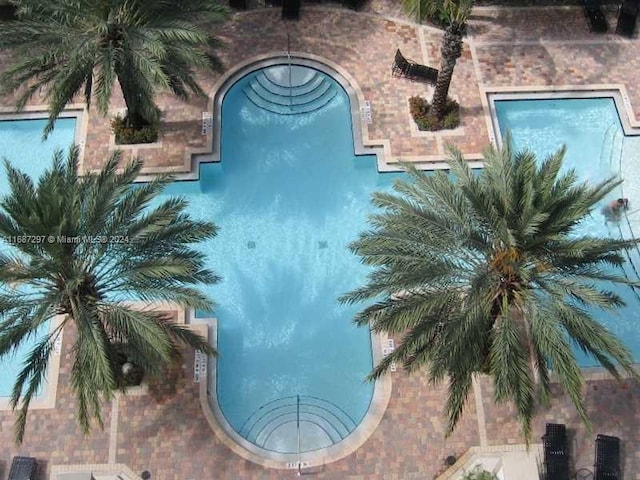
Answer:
xmin=128 ymin=256 xmax=372 ymax=453
xmin=212 ymin=255 xmax=373 ymax=442
xmin=158 ymin=119 xmax=202 ymax=139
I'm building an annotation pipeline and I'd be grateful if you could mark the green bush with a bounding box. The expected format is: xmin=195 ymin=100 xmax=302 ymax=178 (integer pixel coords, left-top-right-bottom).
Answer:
xmin=461 ymin=465 xmax=498 ymax=480
xmin=111 ymin=115 xmax=159 ymax=145
xmin=443 ymin=106 xmax=460 ymax=129
xmin=112 ymin=344 xmax=145 ymax=388
xmin=408 ymin=96 xmax=460 ymax=131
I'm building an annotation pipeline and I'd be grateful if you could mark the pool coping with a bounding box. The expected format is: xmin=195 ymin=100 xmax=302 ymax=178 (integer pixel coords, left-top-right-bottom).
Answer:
xmin=135 ymin=51 xmax=398 ymax=182
xmin=480 ymin=84 xmax=640 ymax=380
xmin=197 ymin=315 xmax=392 ymax=470
xmin=50 ymin=463 xmax=143 ymax=479
xmin=0 ymin=315 xmax=64 ymax=411
xmin=480 ymin=84 xmax=640 ymax=151
xmin=0 ymin=104 xmax=89 ymax=169
xmin=0 ymin=107 xmax=86 ymax=412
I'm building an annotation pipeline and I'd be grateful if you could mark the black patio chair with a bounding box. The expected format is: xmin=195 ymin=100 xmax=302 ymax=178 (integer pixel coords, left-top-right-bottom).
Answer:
xmin=392 ymin=49 xmax=412 ymax=77
xmin=616 ymin=0 xmax=639 ymax=37
xmin=282 ymin=0 xmax=300 ymax=19
xmin=544 ymin=423 xmax=567 ymax=441
xmin=7 ymin=456 xmax=37 ymax=480
xmin=594 ymin=434 xmax=620 ymax=480
xmin=542 ymin=424 xmax=570 ymax=480
xmin=583 ymin=0 xmax=609 ymax=33
xmin=392 ymin=49 xmax=439 ymax=85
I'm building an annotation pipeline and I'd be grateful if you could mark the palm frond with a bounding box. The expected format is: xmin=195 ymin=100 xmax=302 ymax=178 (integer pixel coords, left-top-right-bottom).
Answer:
xmin=0 ymin=147 xmax=219 ymax=442
xmin=346 ymin=136 xmax=640 ymax=441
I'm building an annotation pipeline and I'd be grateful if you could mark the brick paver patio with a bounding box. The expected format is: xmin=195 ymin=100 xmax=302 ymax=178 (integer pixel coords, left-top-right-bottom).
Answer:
xmin=1 ymin=3 xmax=640 ymax=479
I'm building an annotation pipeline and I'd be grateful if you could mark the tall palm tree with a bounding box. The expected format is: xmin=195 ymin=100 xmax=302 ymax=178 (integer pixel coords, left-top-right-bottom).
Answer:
xmin=0 ymin=0 xmax=229 ymax=136
xmin=341 ymin=139 xmax=639 ymax=441
xmin=0 ymin=146 xmax=219 ymax=443
xmin=403 ymin=0 xmax=473 ymax=120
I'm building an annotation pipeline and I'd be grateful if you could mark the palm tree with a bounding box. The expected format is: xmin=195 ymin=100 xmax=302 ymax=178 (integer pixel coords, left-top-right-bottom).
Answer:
xmin=402 ymin=0 xmax=473 ymax=121
xmin=0 ymin=0 xmax=228 ymax=136
xmin=341 ymin=138 xmax=639 ymax=442
xmin=0 ymin=146 xmax=219 ymax=443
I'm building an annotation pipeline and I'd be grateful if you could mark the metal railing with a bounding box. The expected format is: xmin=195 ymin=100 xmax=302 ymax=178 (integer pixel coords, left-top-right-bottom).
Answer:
xmin=238 ymin=394 xmax=357 ymax=455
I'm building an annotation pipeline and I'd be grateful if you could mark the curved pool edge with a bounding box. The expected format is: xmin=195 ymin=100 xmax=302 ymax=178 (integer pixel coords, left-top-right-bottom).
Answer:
xmin=173 ymin=52 xmax=392 ymax=181
xmin=198 ymin=317 xmax=392 ymax=469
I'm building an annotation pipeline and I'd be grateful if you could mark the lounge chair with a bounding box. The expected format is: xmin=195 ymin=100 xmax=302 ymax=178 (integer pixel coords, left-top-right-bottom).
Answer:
xmin=8 ymin=456 xmax=37 ymax=480
xmin=392 ymin=49 xmax=438 ymax=85
xmin=594 ymin=434 xmax=621 ymax=480
xmin=616 ymin=0 xmax=639 ymax=37
xmin=282 ymin=0 xmax=300 ymax=19
xmin=541 ymin=424 xmax=570 ymax=480
xmin=583 ymin=0 xmax=609 ymax=33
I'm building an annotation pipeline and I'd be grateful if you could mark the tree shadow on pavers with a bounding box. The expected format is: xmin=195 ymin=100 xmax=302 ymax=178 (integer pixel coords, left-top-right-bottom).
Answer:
xmin=458 ymin=104 xmax=485 ymax=121
xmin=566 ymin=379 xmax=640 ymax=475
xmin=496 ymin=43 xmax=558 ymax=88
xmin=467 ymin=7 xmax=519 ymax=40
xmin=580 ymin=43 xmax=624 ymax=84
xmin=145 ymin=360 xmax=193 ymax=401
xmin=129 ymin=397 xmax=211 ymax=449
xmin=467 ymin=13 xmax=507 ymax=37
xmin=159 ymin=119 xmax=202 ymax=139
xmin=35 ymin=459 xmax=48 ymax=480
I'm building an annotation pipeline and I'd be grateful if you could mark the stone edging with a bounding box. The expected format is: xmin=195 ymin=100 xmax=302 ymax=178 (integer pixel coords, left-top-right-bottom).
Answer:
xmin=0 ymin=315 xmax=64 ymax=411
xmin=197 ymin=317 xmax=392 ymax=470
xmin=49 ymin=463 xmax=142 ymax=479
xmin=435 ymin=443 xmax=544 ymax=480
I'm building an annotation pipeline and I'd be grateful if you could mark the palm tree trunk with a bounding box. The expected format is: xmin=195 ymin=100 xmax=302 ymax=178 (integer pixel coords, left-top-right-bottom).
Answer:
xmin=119 ymin=84 xmax=145 ymax=129
xmin=431 ymin=23 xmax=464 ymax=120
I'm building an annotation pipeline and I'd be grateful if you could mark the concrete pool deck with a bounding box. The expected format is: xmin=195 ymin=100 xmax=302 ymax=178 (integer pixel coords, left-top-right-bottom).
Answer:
xmin=1 ymin=3 xmax=640 ymax=478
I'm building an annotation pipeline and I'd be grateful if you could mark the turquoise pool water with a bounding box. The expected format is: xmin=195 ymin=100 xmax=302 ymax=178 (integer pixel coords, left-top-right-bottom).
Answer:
xmin=0 ymin=116 xmax=77 ymax=396
xmin=157 ymin=65 xmax=401 ymax=453
xmin=494 ymin=97 xmax=640 ymax=366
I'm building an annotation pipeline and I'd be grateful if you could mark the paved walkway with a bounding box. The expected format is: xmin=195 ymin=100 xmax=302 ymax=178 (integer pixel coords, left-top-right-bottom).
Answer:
xmin=1 ymin=3 xmax=640 ymax=479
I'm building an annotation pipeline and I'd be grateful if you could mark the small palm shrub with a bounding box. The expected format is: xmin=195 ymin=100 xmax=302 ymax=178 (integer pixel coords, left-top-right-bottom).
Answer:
xmin=409 ymin=96 xmax=460 ymax=131
xmin=111 ymin=115 xmax=159 ymax=145
xmin=462 ymin=465 xmax=498 ymax=480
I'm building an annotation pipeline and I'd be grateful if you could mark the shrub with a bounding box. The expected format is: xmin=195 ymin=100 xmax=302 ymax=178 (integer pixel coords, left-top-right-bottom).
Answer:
xmin=113 ymin=344 xmax=145 ymax=387
xmin=408 ymin=96 xmax=460 ymax=131
xmin=111 ymin=115 xmax=159 ymax=145
xmin=443 ymin=107 xmax=460 ymax=129
xmin=461 ymin=465 xmax=498 ymax=480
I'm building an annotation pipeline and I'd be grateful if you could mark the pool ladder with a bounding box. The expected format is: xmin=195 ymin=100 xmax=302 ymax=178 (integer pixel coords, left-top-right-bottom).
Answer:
xmin=604 ymin=123 xmax=640 ymax=296
xmin=599 ymin=121 xmax=623 ymax=170
xmin=287 ymin=34 xmax=293 ymax=108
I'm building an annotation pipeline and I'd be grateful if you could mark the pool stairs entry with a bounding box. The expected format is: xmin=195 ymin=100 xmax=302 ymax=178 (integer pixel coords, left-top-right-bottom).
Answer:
xmin=243 ymin=65 xmax=338 ymax=115
xmin=600 ymin=121 xmax=640 ymax=301
xmin=600 ymin=123 xmax=640 ymax=285
xmin=238 ymin=394 xmax=357 ymax=453
xmin=600 ymin=121 xmax=624 ymax=171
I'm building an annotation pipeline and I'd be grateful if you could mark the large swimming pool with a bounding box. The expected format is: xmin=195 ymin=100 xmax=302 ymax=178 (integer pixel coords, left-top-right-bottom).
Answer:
xmin=157 ymin=65 xmax=400 ymax=454
xmin=0 ymin=116 xmax=77 ymax=397
xmin=494 ymin=96 xmax=640 ymax=366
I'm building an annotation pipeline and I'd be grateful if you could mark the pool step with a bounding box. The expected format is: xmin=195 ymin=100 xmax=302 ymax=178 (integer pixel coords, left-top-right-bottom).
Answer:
xmin=254 ymin=71 xmax=325 ymax=97
xmin=247 ymin=77 xmax=333 ymax=107
xmin=238 ymin=395 xmax=357 ymax=453
xmin=244 ymin=87 xmax=337 ymax=115
xmin=243 ymin=68 xmax=338 ymax=115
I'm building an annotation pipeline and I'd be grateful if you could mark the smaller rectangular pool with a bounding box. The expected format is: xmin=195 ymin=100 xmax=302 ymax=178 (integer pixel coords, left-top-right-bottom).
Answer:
xmin=0 ymin=114 xmax=78 ymax=398
xmin=492 ymin=94 xmax=640 ymax=367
